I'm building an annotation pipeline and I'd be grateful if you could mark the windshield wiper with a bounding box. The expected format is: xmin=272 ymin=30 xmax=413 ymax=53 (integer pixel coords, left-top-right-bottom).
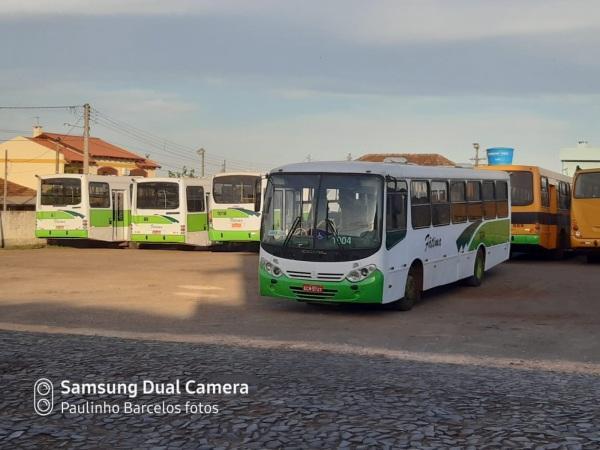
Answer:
xmin=282 ymin=215 xmax=302 ymax=248
xmin=326 ymin=218 xmax=343 ymax=249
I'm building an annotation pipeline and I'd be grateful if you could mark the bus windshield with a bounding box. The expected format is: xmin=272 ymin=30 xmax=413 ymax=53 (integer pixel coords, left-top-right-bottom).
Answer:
xmin=261 ymin=173 xmax=383 ymax=258
xmin=575 ymin=172 xmax=600 ymax=199
xmin=40 ymin=178 xmax=81 ymax=206
xmin=136 ymin=182 xmax=179 ymax=209
xmin=213 ymin=175 xmax=259 ymax=204
xmin=508 ymin=171 xmax=533 ymax=206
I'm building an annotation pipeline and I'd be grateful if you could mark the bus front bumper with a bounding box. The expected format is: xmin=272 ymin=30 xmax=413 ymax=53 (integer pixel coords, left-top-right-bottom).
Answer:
xmin=259 ymin=267 xmax=384 ymax=304
xmin=209 ymin=230 xmax=260 ymax=242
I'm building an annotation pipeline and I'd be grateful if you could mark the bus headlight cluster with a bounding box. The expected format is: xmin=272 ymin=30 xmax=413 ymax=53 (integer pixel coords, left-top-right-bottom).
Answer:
xmin=261 ymin=258 xmax=282 ymax=277
xmin=346 ymin=264 xmax=376 ymax=283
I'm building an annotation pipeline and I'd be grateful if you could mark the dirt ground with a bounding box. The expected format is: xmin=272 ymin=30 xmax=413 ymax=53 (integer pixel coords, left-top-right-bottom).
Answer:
xmin=1 ymin=247 xmax=599 ymax=369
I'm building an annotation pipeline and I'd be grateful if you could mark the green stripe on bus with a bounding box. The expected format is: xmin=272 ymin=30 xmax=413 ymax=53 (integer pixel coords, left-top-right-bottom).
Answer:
xmin=35 ymin=229 xmax=88 ymax=238
xmin=211 ymin=208 xmax=258 ymax=218
xmin=511 ymin=234 xmax=540 ymax=245
xmin=468 ymin=219 xmax=511 ymax=251
xmin=131 ymin=234 xmax=186 ymax=243
xmin=259 ymin=267 xmax=383 ymax=304
xmin=131 ymin=215 xmax=179 ymax=224
xmin=90 ymin=209 xmax=112 ymax=227
xmin=187 ymin=213 xmax=208 ymax=232
xmin=209 ymin=229 xmax=260 ymax=242
xmin=36 ymin=211 xmax=82 ymax=220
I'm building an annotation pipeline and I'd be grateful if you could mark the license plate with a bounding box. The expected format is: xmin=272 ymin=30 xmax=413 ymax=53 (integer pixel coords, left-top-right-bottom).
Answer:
xmin=303 ymin=284 xmax=323 ymax=293
xmin=152 ymin=230 xmax=161 ymax=234
xmin=55 ymin=225 xmax=64 ymax=230
xmin=232 ymin=223 xmax=242 ymax=228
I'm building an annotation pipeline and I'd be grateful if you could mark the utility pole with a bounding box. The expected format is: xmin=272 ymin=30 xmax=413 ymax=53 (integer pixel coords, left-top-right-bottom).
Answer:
xmin=83 ymin=103 xmax=90 ymax=175
xmin=346 ymin=153 xmax=352 ymax=161
xmin=197 ymin=148 xmax=206 ymax=177
xmin=3 ymin=150 xmax=7 ymax=212
xmin=55 ymin=138 xmax=61 ymax=174
xmin=470 ymin=142 xmax=485 ymax=167
xmin=222 ymin=160 xmax=226 ymax=173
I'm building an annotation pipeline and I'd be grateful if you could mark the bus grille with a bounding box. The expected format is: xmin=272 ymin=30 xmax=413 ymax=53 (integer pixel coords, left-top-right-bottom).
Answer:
xmin=289 ymin=286 xmax=338 ymax=300
xmin=287 ymin=271 xmax=312 ymax=279
xmin=286 ymin=271 xmax=345 ymax=281
xmin=316 ymin=272 xmax=345 ymax=281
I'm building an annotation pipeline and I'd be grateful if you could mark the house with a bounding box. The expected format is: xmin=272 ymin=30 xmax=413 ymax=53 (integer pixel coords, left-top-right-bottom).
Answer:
xmin=0 ymin=126 xmax=160 ymax=190
xmin=560 ymin=141 xmax=600 ymax=176
xmin=0 ymin=178 xmax=37 ymax=210
xmin=357 ymin=153 xmax=455 ymax=166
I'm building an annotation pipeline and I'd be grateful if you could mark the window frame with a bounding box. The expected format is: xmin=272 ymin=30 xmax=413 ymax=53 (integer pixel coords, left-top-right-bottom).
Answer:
xmin=186 ymin=185 xmax=205 ymax=212
xmin=540 ymin=176 xmax=550 ymax=208
xmin=431 ymin=179 xmax=451 ymax=227
xmin=466 ymin=180 xmax=483 ymax=222
xmin=450 ymin=180 xmax=467 ymax=224
xmin=385 ymin=177 xmax=408 ymax=249
xmin=89 ymin=182 xmax=111 ymax=209
xmin=410 ymin=179 xmax=432 ymax=229
xmin=481 ymin=180 xmax=497 ymax=220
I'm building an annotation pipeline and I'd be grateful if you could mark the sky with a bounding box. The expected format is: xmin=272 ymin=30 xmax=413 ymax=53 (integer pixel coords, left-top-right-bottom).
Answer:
xmin=1 ymin=0 xmax=600 ymax=174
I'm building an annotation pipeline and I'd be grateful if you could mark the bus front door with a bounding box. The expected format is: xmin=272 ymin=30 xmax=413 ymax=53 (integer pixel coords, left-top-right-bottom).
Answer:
xmin=112 ymin=190 xmax=125 ymax=241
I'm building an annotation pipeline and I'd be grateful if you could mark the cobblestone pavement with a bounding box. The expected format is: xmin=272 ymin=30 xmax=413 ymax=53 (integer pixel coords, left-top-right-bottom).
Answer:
xmin=1 ymin=331 xmax=599 ymax=449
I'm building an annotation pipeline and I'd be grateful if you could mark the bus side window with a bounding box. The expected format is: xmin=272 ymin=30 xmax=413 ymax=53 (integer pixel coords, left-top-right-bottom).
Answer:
xmin=89 ymin=182 xmax=110 ymax=208
xmin=386 ymin=179 xmax=408 ymax=248
xmin=482 ymin=181 xmax=496 ymax=219
xmin=186 ymin=186 xmax=205 ymax=212
xmin=496 ymin=181 xmax=509 ymax=217
xmin=431 ymin=180 xmax=450 ymax=226
xmin=558 ymin=182 xmax=570 ymax=210
xmin=410 ymin=180 xmax=431 ymax=229
xmin=450 ymin=181 xmax=467 ymax=223
xmin=466 ymin=181 xmax=483 ymax=221
xmin=541 ymin=176 xmax=550 ymax=208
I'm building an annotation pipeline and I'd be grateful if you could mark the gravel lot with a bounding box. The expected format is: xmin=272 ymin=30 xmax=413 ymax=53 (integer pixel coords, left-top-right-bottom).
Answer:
xmin=2 ymin=330 xmax=600 ymax=449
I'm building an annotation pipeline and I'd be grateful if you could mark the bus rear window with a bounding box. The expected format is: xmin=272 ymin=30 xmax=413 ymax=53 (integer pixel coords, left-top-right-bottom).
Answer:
xmin=40 ymin=178 xmax=81 ymax=206
xmin=136 ymin=182 xmax=179 ymax=209
xmin=213 ymin=175 xmax=258 ymax=204
xmin=509 ymin=171 xmax=533 ymax=206
xmin=574 ymin=172 xmax=600 ymax=199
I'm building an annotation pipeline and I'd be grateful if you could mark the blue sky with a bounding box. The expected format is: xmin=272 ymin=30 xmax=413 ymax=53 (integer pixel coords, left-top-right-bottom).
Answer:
xmin=1 ymin=0 xmax=600 ymax=173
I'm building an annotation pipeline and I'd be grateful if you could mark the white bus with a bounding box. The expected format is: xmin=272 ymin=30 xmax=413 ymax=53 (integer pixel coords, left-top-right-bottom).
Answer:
xmin=36 ymin=174 xmax=134 ymax=242
xmin=259 ymin=162 xmax=511 ymax=310
xmin=209 ymin=172 xmax=263 ymax=243
xmin=131 ymin=177 xmax=211 ymax=247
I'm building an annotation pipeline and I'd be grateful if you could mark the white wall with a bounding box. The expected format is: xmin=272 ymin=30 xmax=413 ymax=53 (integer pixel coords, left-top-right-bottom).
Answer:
xmin=0 ymin=211 xmax=45 ymax=248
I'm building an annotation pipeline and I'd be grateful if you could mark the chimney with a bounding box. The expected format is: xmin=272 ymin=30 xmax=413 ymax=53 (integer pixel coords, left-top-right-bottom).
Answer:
xmin=33 ymin=125 xmax=43 ymax=137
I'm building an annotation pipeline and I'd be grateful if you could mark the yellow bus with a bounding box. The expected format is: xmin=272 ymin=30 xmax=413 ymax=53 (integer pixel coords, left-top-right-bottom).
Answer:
xmin=479 ymin=165 xmax=571 ymax=256
xmin=571 ymin=168 xmax=600 ymax=262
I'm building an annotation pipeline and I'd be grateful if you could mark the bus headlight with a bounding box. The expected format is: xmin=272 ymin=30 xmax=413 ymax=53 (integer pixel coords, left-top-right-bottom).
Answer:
xmin=261 ymin=258 xmax=282 ymax=277
xmin=346 ymin=264 xmax=376 ymax=283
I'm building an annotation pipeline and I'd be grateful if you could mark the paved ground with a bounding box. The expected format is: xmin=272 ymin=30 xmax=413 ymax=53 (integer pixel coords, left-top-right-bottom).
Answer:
xmin=2 ymin=330 xmax=599 ymax=449
xmin=1 ymin=247 xmax=600 ymax=448
xmin=0 ymin=247 xmax=599 ymax=364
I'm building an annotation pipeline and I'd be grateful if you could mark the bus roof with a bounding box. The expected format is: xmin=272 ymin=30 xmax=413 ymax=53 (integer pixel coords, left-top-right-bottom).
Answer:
xmin=478 ymin=164 xmax=570 ymax=183
xmin=37 ymin=174 xmax=138 ymax=183
xmin=270 ymin=161 xmax=508 ymax=180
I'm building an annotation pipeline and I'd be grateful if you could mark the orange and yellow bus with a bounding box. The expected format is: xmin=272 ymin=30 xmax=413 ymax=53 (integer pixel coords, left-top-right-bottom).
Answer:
xmin=479 ymin=165 xmax=571 ymax=255
xmin=571 ymin=168 xmax=600 ymax=262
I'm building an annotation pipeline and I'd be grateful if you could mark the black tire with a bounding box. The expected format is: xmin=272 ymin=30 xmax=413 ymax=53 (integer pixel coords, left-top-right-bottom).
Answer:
xmin=587 ymin=254 xmax=600 ymax=264
xmin=551 ymin=231 xmax=568 ymax=260
xmin=392 ymin=265 xmax=422 ymax=311
xmin=465 ymin=248 xmax=485 ymax=287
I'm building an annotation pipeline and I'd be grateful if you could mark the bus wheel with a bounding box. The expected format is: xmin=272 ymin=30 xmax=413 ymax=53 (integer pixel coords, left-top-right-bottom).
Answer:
xmin=466 ymin=248 xmax=485 ymax=287
xmin=393 ymin=265 xmax=422 ymax=311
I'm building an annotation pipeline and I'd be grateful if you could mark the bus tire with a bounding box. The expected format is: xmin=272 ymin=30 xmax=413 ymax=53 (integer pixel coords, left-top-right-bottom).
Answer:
xmin=465 ymin=248 xmax=485 ymax=287
xmin=393 ymin=264 xmax=422 ymax=311
xmin=552 ymin=231 xmax=568 ymax=260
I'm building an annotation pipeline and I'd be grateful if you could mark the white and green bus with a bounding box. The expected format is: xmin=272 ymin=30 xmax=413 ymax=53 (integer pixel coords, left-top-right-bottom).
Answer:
xmin=36 ymin=174 xmax=134 ymax=242
xmin=209 ymin=172 xmax=264 ymax=243
xmin=131 ymin=177 xmax=211 ymax=247
xmin=259 ymin=162 xmax=511 ymax=310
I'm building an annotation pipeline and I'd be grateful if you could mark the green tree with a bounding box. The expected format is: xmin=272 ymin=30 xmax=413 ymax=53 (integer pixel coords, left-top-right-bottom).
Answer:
xmin=168 ymin=166 xmax=197 ymax=178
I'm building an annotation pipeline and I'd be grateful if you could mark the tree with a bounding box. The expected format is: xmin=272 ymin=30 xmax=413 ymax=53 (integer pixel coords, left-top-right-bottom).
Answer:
xmin=168 ymin=166 xmax=197 ymax=178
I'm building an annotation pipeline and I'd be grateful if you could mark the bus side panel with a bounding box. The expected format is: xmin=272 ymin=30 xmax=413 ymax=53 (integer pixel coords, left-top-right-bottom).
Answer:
xmin=89 ymin=208 xmax=113 ymax=241
xmin=186 ymin=213 xmax=210 ymax=247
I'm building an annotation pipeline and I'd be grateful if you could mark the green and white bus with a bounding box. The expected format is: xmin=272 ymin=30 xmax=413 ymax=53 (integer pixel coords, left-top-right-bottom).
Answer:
xmin=131 ymin=177 xmax=211 ymax=247
xmin=209 ymin=172 xmax=263 ymax=243
xmin=36 ymin=174 xmax=134 ymax=242
xmin=259 ymin=162 xmax=511 ymax=310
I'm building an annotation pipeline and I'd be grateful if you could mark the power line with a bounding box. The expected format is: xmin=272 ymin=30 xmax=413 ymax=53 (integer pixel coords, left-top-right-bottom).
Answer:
xmin=0 ymin=105 xmax=81 ymax=110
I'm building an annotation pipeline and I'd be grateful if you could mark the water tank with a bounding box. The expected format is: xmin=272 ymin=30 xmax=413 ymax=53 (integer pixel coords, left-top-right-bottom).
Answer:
xmin=486 ymin=147 xmax=514 ymax=165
